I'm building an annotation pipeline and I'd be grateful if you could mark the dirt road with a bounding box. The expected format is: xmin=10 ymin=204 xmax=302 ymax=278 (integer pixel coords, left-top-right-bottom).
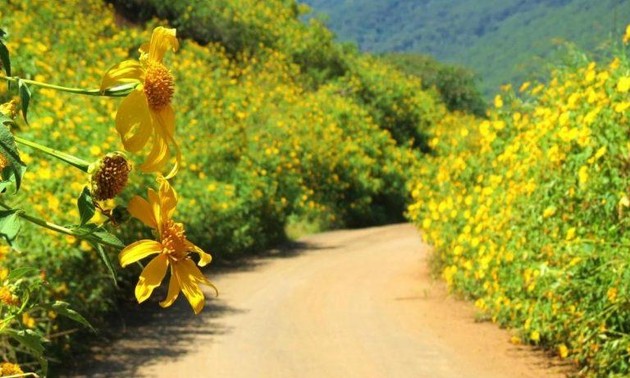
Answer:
xmin=79 ymin=224 xmax=570 ymax=378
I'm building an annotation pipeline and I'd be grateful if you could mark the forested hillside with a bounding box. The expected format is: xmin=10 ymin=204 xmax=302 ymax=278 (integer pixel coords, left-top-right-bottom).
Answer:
xmin=303 ymin=0 xmax=630 ymax=94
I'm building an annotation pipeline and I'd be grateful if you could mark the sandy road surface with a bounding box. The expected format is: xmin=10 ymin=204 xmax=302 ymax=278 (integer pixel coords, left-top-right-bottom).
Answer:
xmin=78 ymin=224 xmax=570 ymax=378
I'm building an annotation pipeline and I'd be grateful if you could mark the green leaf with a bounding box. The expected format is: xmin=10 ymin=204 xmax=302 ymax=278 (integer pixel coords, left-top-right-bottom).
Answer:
xmin=0 ymin=209 xmax=21 ymax=242
xmin=7 ymin=266 xmax=38 ymax=281
xmin=5 ymin=329 xmax=46 ymax=356
xmin=91 ymin=241 xmax=118 ymax=285
xmin=0 ymin=179 xmax=12 ymax=194
xmin=77 ymin=186 xmax=95 ymax=226
xmin=52 ymin=301 xmax=94 ymax=331
xmin=72 ymin=223 xmax=125 ymax=249
xmin=5 ymin=328 xmax=48 ymax=374
xmin=17 ymin=79 xmax=31 ymax=124
xmin=92 ymin=229 xmax=125 ymax=249
xmin=0 ymin=116 xmax=26 ymax=191
xmin=0 ymin=40 xmax=10 ymax=78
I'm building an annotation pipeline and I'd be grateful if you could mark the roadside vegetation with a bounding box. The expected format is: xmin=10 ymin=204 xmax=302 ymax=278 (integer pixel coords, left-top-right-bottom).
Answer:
xmin=1 ymin=1 xmax=629 ymax=377
xmin=408 ymin=37 xmax=630 ymax=376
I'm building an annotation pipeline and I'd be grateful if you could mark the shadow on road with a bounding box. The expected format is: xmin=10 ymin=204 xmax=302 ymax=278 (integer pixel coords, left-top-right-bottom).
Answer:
xmin=210 ymin=239 xmax=336 ymax=273
xmin=67 ymin=298 xmax=239 ymax=377
xmin=65 ymin=239 xmax=326 ymax=377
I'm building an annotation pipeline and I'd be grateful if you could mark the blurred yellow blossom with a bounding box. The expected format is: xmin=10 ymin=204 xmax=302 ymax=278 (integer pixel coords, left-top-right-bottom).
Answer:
xmin=558 ymin=344 xmax=569 ymax=359
xmin=616 ymin=77 xmax=630 ymax=93
xmin=0 ymin=362 xmax=23 ymax=376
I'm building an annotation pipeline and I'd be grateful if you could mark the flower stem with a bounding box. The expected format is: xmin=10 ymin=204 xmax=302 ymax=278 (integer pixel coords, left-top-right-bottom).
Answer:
xmin=14 ymin=136 xmax=90 ymax=173
xmin=0 ymin=75 xmax=137 ymax=97
xmin=0 ymin=202 xmax=122 ymax=249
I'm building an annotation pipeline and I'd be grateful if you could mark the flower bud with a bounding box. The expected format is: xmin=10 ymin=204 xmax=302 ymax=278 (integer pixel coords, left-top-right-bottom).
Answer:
xmin=89 ymin=152 xmax=132 ymax=201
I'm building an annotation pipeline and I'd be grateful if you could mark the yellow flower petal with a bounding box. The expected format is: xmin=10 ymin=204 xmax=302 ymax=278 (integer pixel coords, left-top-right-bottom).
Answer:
xmin=115 ymin=89 xmax=153 ymax=152
xmin=146 ymin=188 xmax=164 ymax=234
xmin=127 ymin=196 xmax=158 ymax=229
xmin=174 ymin=259 xmax=217 ymax=314
xmin=186 ymin=240 xmax=212 ymax=267
xmin=158 ymin=176 xmax=178 ymax=218
xmin=159 ymin=266 xmax=180 ymax=308
xmin=138 ymin=133 xmax=170 ymax=173
xmin=138 ymin=105 xmax=176 ymax=174
xmin=101 ymin=60 xmax=143 ymax=90
xmin=146 ymin=27 xmax=179 ymax=63
xmin=119 ymin=240 xmax=162 ymax=267
xmin=154 ymin=104 xmax=175 ymax=139
xmin=164 ymin=140 xmax=181 ymax=179
xmin=135 ymin=254 xmax=169 ymax=303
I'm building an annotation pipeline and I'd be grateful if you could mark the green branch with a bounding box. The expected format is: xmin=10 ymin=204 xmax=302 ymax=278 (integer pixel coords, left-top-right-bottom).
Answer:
xmin=14 ymin=136 xmax=90 ymax=173
xmin=0 ymin=75 xmax=137 ymax=97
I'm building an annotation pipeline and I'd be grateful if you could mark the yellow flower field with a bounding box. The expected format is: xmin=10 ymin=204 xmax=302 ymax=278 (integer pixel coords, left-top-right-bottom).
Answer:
xmin=408 ymin=48 xmax=630 ymax=376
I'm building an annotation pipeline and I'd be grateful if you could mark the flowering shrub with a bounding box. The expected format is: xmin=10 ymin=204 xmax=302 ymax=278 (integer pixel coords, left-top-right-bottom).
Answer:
xmin=0 ymin=19 xmax=219 ymax=375
xmin=0 ymin=0 xmax=436 ymax=374
xmin=408 ymin=39 xmax=630 ymax=376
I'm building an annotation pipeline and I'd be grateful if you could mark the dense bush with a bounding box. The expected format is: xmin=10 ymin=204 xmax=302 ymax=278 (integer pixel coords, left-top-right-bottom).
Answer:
xmin=380 ymin=53 xmax=487 ymax=117
xmin=107 ymin=0 xmax=351 ymax=87
xmin=408 ymin=47 xmax=630 ymax=376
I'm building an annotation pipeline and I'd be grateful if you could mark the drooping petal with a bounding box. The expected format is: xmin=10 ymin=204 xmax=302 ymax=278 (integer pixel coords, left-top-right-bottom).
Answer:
xmin=186 ymin=240 xmax=212 ymax=267
xmin=163 ymin=139 xmax=181 ymax=179
xmin=146 ymin=27 xmax=179 ymax=63
xmin=147 ymin=188 xmax=163 ymax=234
xmin=101 ymin=60 xmax=144 ymax=91
xmin=115 ymin=89 xmax=153 ymax=153
xmin=127 ymin=195 xmax=158 ymax=229
xmin=153 ymin=104 xmax=175 ymax=140
xmin=119 ymin=240 xmax=162 ymax=267
xmin=138 ymin=105 xmax=176 ymax=174
xmin=157 ymin=176 xmax=178 ymax=219
xmin=159 ymin=266 xmax=180 ymax=308
xmin=138 ymin=132 xmax=170 ymax=173
xmin=173 ymin=259 xmax=217 ymax=314
xmin=135 ymin=254 xmax=169 ymax=303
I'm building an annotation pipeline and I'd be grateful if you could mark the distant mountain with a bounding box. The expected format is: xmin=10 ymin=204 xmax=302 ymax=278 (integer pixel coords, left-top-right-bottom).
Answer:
xmin=302 ymin=0 xmax=630 ymax=95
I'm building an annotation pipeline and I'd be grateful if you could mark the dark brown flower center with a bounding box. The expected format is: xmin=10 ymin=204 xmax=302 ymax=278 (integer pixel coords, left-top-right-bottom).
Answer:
xmin=90 ymin=153 xmax=132 ymax=201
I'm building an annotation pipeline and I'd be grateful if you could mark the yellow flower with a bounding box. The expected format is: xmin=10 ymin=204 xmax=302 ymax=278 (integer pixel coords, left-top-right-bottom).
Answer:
xmin=614 ymin=101 xmax=630 ymax=113
xmin=566 ymin=227 xmax=576 ymax=241
xmin=578 ymin=165 xmax=589 ymax=186
xmin=0 ymin=362 xmax=23 ymax=376
xmin=607 ymin=287 xmax=618 ymax=303
xmin=0 ymin=286 xmax=19 ymax=307
xmin=119 ymin=177 xmax=217 ymax=314
xmin=624 ymin=24 xmax=630 ymax=44
xmin=616 ymin=77 xmax=630 ymax=93
xmin=494 ymin=95 xmax=504 ymax=109
xmin=519 ymin=82 xmax=530 ymax=93
xmin=101 ymin=27 xmax=181 ymax=177
xmin=22 ymin=313 xmax=36 ymax=329
xmin=542 ymin=206 xmax=556 ymax=218
xmin=558 ymin=344 xmax=569 ymax=359
xmin=530 ymin=330 xmax=540 ymax=342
